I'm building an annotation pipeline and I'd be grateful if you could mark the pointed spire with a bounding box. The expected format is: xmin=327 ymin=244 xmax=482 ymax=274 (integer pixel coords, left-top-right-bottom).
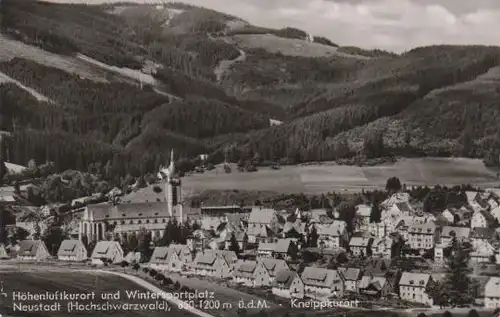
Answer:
xmin=168 ymin=149 xmax=175 ymax=175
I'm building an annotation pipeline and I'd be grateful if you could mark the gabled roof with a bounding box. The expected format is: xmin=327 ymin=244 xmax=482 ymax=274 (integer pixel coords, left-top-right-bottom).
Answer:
xmin=233 ymin=260 xmax=258 ymax=278
xmin=485 ymin=277 xmax=500 ymax=297
xmin=57 ymin=240 xmax=86 ymax=257
xmin=471 ymin=227 xmax=496 ymax=240
xmin=248 ymin=208 xmax=277 ymax=224
xmin=194 ymin=252 xmax=217 ymax=265
xmin=395 ymin=202 xmax=412 ymax=213
xmin=301 ymin=267 xmax=341 ymax=288
xmin=338 ymin=267 xmax=362 ymax=281
xmin=258 ymin=242 xmax=276 ymax=252
xmin=275 ymin=239 xmax=294 ymax=253
xmin=408 ymin=223 xmax=436 ymax=234
xmin=87 ymin=202 xmax=171 ymax=221
xmin=0 ymin=244 xmax=8 ymax=259
xmin=349 ymin=237 xmax=373 ymax=247
xmin=91 ymin=241 xmax=122 ymax=258
xmin=399 ymin=272 xmax=431 ymax=287
xmin=259 ymin=258 xmax=288 ymax=277
xmin=18 ymin=240 xmax=46 ymax=256
xmin=247 ymin=224 xmax=275 ymax=237
xmin=441 ymin=226 xmax=470 ymax=239
xmin=316 ymin=220 xmax=346 ymax=237
xmin=356 ymin=205 xmax=371 ymax=217
xmin=466 ymin=191 xmax=480 ymax=204
xmin=475 ymin=210 xmax=496 ymax=224
xmin=273 ymin=270 xmax=300 ymax=288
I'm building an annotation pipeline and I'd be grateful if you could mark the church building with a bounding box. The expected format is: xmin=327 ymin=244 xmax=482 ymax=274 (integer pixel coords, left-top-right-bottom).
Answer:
xmin=79 ymin=150 xmax=196 ymax=242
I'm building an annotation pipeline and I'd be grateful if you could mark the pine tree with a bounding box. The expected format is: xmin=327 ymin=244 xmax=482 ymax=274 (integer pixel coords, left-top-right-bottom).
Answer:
xmin=441 ymin=239 xmax=474 ymax=306
xmin=228 ymin=233 xmax=241 ymax=254
xmin=308 ymin=226 xmax=318 ymax=247
xmin=369 ymin=201 xmax=381 ymax=223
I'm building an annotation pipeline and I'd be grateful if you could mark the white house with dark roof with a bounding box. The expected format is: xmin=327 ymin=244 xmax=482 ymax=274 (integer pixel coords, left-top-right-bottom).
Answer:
xmin=259 ymin=258 xmax=289 ymax=284
xmin=272 ymin=270 xmax=304 ymax=299
xmin=191 ymin=250 xmax=232 ymax=278
xmin=301 ymin=267 xmax=344 ymax=299
xmin=232 ymin=260 xmax=270 ymax=286
xmin=247 ymin=208 xmax=280 ymax=243
xmin=407 ymin=223 xmax=437 ymax=250
xmin=471 ymin=240 xmax=495 ymax=263
xmin=349 ymin=237 xmax=373 ymax=257
xmin=257 ymin=242 xmax=276 ymax=258
xmin=338 ymin=267 xmax=363 ymax=293
xmin=149 ymin=244 xmax=192 ymax=272
xmin=358 ymin=275 xmax=392 ymax=298
xmin=17 ymin=240 xmax=50 ymax=261
xmin=57 ymin=239 xmax=87 ymax=261
xmin=274 ymin=238 xmax=297 ymax=260
xmin=90 ymin=241 xmax=124 ymax=265
xmin=485 ymin=277 xmax=500 ymax=308
xmin=316 ymin=220 xmax=348 ymax=249
xmin=398 ymin=272 xmax=433 ymax=305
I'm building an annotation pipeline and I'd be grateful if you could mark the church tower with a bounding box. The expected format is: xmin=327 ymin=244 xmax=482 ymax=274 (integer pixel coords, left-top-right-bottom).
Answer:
xmin=163 ymin=149 xmax=182 ymax=219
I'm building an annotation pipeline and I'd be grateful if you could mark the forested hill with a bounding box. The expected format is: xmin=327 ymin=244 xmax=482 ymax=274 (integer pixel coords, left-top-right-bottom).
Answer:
xmin=2 ymin=0 xmax=500 ymax=178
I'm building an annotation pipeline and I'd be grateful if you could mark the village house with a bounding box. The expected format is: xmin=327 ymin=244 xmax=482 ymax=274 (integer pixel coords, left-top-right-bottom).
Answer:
xmin=221 ymin=231 xmax=248 ymax=251
xmin=301 ymin=267 xmax=344 ymax=299
xmin=338 ymin=267 xmax=363 ymax=293
xmin=490 ymin=206 xmax=500 ymax=224
xmin=17 ymin=240 xmax=50 ymax=261
xmin=257 ymin=242 xmax=276 ymax=258
xmin=90 ymin=241 xmax=124 ymax=265
xmin=191 ymin=250 xmax=233 ymax=278
xmin=317 ymin=220 xmax=348 ymax=249
xmin=358 ymin=275 xmax=392 ymax=298
xmin=368 ymin=217 xmax=392 ymax=238
xmin=470 ymin=240 xmax=495 ymax=264
xmin=471 ymin=210 xmax=496 ymax=229
xmin=282 ymin=219 xmax=306 ymax=238
xmin=440 ymin=226 xmax=470 ymax=246
xmin=259 ymin=258 xmax=289 ymax=284
xmin=407 ymin=223 xmax=437 ymax=251
xmin=272 ymin=270 xmax=305 ymax=299
xmin=149 ymin=244 xmax=192 ymax=272
xmin=399 ymin=272 xmax=433 ymax=305
xmin=274 ymin=238 xmax=298 ymax=260
xmin=0 ymin=244 xmax=9 ymax=259
xmin=389 ymin=202 xmax=413 ymax=217
xmin=372 ymin=236 xmax=393 ymax=259
xmin=57 ymin=239 xmax=87 ymax=262
xmin=349 ymin=237 xmax=373 ymax=257
xmin=441 ymin=208 xmax=459 ymax=224
xmin=381 ymin=193 xmax=410 ymax=209
xmin=186 ymin=229 xmax=214 ymax=253
xmin=232 ymin=260 xmax=270 ymax=286
xmin=246 ymin=208 xmax=280 ymax=244
xmin=485 ymin=277 xmax=500 ymax=308
xmin=308 ymin=209 xmax=331 ymax=225
xmin=470 ymin=227 xmax=497 ymax=245
xmin=355 ymin=204 xmax=371 ymax=231
xmin=466 ymin=191 xmax=483 ymax=210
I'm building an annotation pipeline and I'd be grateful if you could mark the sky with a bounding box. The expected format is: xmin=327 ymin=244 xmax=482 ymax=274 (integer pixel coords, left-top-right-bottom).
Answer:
xmin=45 ymin=0 xmax=500 ymax=52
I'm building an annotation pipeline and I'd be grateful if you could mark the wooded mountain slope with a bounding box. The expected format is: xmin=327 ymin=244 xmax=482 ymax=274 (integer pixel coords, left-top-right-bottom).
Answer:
xmin=2 ymin=0 xmax=500 ymax=176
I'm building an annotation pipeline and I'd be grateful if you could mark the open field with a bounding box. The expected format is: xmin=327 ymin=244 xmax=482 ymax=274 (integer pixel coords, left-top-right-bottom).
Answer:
xmin=0 ymin=269 xmax=196 ymax=317
xmin=0 ymin=34 xmax=109 ymax=82
xmin=229 ymin=34 xmax=370 ymax=59
xmin=181 ymin=158 xmax=500 ymax=195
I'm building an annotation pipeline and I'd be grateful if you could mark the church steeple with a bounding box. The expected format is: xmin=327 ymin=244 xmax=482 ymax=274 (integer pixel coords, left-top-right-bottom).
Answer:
xmin=168 ymin=149 xmax=175 ymax=176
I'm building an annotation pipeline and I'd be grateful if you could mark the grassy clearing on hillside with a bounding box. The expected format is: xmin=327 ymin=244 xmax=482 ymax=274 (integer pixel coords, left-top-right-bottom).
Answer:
xmin=181 ymin=158 xmax=499 ymax=194
xmin=230 ymin=34 xmax=367 ymax=59
xmin=0 ymin=271 xmax=195 ymax=317
xmin=0 ymin=34 xmax=109 ymax=82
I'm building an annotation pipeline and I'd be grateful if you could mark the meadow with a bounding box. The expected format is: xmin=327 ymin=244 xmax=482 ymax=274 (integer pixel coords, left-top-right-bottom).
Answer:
xmin=182 ymin=158 xmax=500 ymax=195
xmin=0 ymin=270 xmax=196 ymax=317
